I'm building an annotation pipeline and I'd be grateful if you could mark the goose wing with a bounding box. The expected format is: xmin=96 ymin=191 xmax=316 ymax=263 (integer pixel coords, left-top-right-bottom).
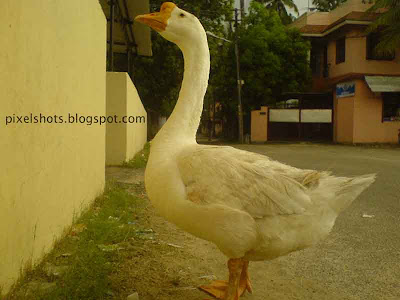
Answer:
xmin=177 ymin=145 xmax=316 ymax=218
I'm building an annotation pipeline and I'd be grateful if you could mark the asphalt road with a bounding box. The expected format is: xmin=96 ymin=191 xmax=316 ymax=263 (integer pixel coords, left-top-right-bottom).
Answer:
xmin=230 ymin=143 xmax=400 ymax=300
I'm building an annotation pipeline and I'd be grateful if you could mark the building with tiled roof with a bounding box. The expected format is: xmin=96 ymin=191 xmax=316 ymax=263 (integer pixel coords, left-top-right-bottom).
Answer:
xmin=290 ymin=0 xmax=400 ymax=143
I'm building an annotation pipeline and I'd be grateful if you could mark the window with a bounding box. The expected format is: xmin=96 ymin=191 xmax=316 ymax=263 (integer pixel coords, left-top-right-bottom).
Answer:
xmin=382 ymin=93 xmax=400 ymax=122
xmin=366 ymin=32 xmax=395 ymax=61
xmin=323 ymin=45 xmax=329 ymax=78
xmin=310 ymin=48 xmax=321 ymax=76
xmin=336 ymin=37 xmax=345 ymax=64
xmin=310 ymin=49 xmax=318 ymax=75
xmin=310 ymin=45 xmax=328 ymax=77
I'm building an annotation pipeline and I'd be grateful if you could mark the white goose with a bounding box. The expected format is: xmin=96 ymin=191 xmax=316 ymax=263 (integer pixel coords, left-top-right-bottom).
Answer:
xmin=135 ymin=3 xmax=375 ymax=300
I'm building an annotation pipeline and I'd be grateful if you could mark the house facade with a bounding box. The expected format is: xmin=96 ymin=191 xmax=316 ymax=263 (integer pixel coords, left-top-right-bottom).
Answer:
xmin=291 ymin=0 xmax=400 ymax=143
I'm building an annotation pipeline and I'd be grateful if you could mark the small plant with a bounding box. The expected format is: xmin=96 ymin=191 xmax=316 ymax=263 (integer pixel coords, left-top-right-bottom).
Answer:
xmin=7 ymin=182 xmax=147 ymax=300
xmin=122 ymin=142 xmax=150 ymax=169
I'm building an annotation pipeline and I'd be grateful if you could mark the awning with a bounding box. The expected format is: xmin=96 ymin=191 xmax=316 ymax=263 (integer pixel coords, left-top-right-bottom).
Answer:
xmin=365 ymin=76 xmax=400 ymax=92
xmin=99 ymin=0 xmax=152 ymax=56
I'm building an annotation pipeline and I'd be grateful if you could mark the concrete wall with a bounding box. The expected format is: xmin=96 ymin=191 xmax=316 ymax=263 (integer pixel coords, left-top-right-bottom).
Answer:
xmin=334 ymin=92 xmax=355 ymax=143
xmin=334 ymin=80 xmax=399 ymax=143
xmin=328 ymin=29 xmax=400 ymax=79
xmin=329 ymin=0 xmax=373 ymax=23
xmin=251 ymin=106 xmax=268 ymax=142
xmin=353 ymin=80 xmax=399 ymax=143
xmin=0 ymin=0 xmax=106 ymax=294
xmin=293 ymin=0 xmax=373 ymax=29
xmin=306 ymin=11 xmax=331 ymax=26
xmin=294 ymin=0 xmax=400 ymax=81
xmin=106 ymin=72 xmax=147 ymax=165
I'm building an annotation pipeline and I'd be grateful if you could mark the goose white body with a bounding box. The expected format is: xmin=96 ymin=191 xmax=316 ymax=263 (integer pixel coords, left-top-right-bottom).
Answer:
xmin=137 ymin=3 xmax=375 ymax=298
xmin=142 ymin=3 xmax=375 ymax=261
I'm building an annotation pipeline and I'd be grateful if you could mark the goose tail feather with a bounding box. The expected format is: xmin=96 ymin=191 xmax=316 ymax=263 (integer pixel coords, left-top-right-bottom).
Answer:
xmin=313 ymin=173 xmax=376 ymax=214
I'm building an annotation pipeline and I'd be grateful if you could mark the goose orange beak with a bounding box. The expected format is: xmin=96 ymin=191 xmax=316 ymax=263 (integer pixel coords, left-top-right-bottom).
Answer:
xmin=135 ymin=2 xmax=176 ymax=32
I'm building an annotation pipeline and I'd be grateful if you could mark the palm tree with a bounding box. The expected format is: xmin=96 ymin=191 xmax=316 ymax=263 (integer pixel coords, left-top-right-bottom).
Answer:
xmin=254 ymin=0 xmax=299 ymax=24
xmin=312 ymin=0 xmax=347 ymax=12
xmin=367 ymin=0 xmax=400 ymax=53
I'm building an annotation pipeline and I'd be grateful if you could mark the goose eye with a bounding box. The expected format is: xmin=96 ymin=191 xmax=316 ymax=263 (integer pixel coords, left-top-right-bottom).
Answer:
xmin=180 ymin=13 xmax=185 ymax=17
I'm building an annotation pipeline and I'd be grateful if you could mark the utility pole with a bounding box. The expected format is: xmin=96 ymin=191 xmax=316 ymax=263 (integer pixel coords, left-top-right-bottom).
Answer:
xmin=240 ymin=0 xmax=245 ymax=19
xmin=206 ymin=31 xmax=233 ymax=142
xmin=234 ymin=8 xmax=244 ymax=144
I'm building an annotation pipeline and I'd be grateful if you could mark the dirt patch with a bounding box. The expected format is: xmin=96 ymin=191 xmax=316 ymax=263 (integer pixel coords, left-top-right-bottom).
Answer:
xmin=105 ymin=167 xmax=354 ymax=300
xmin=11 ymin=153 xmax=395 ymax=300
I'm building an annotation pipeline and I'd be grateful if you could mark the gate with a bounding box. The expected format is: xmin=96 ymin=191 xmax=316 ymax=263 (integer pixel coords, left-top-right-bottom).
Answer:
xmin=268 ymin=93 xmax=333 ymax=141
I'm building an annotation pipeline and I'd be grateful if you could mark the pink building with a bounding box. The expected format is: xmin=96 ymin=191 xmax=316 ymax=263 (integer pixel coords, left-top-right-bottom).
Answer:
xmin=290 ymin=0 xmax=400 ymax=143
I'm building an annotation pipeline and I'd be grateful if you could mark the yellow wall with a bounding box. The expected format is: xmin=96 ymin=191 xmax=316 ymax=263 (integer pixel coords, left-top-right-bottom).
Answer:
xmin=106 ymin=72 xmax=147 ymax=165
xmin=251 ymin=106 xmax=268 ymax=142
xmin=0 ymin=0 xmax=106 ymax=294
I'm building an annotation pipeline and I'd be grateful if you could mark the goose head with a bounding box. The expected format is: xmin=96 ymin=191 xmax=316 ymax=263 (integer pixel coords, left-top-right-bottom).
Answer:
xmin=135 ymin=2 xmax=206 ymax=49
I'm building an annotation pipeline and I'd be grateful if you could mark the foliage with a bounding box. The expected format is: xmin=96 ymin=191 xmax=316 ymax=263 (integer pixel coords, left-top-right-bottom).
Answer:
xmin=212 ymin=2 xmax=311 ymax=137
xmin=122 ymin=142 xmax=150 ymax=169
xmin=7 ymin=182 xmax=148 ymax=300
xmin=312 ymin=0 xmax=347 ymax=12
xmin=241 ymin=2 xmax=311 ymax=107
xmin=132 ymin=0 xmax=234 ymax=116
xmin=133 ymin=1 xmax=311 ymax=139
xmin=254 ymin=0 xmax=299 ymax=24
xmin=366 ymin=0 xmax=400 ymax=53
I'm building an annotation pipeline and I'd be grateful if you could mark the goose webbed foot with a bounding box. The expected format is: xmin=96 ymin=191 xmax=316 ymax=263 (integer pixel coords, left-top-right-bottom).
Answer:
xmin=199 ymin=258 xmax=252 ymax=300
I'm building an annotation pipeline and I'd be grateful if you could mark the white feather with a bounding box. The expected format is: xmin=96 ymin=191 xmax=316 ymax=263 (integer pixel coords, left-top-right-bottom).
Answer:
xmin=144 ymin=5 xmax=375 ymax=261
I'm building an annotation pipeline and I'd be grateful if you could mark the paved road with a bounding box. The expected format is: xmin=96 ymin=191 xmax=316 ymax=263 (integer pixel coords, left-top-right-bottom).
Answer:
xmin=230 ymin=143 xmax=400 ymax=300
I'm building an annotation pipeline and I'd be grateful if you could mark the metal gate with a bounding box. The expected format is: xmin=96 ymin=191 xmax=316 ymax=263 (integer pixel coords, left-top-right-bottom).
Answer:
xmin=268 ymin=93 xmax=333 ymax=141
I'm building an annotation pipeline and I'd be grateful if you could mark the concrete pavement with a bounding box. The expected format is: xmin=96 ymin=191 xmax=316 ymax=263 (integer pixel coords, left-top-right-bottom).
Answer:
xmin=231 ymin=143 xmax=399 ymax=300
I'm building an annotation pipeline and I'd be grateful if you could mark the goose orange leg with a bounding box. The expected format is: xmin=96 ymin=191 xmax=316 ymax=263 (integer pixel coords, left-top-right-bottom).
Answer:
xmin=240 ymin=260 xmax=253 ymax=295
xmin=199 ymin=258 xmax=252 ymax=300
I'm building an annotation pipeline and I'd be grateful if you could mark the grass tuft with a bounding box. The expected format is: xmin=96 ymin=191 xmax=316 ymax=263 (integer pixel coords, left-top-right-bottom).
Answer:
xmin=7 ymin=182 xmax=147 ymax=300
xmin=122 ymin=143 xmax=150 ymax=169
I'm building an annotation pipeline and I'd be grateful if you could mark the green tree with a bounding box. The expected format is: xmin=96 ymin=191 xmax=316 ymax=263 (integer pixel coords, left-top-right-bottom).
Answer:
xmin=366 ymin=0 xmax=400 ymax=53
xmin=240 ymin=2 xmax=311 ymax=108
xmin=312 ymin=0 xmax=347 ymax=12
xmin=254 ymin=0 xmax=299 ymax=24
xmin=133 ymin=1 xmax=311 ymax=139
xmin=212 ymin=2 xmax=311 ymax=138
xmin=132 ymin=0 xmax=233 ymax=116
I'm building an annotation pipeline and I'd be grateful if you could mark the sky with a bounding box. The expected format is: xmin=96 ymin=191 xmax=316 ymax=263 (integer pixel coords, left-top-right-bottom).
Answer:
xmin=234 ymin=0 xmax=314 ymax=18
xmin=292 ymin=0 xmax=315 ymax=16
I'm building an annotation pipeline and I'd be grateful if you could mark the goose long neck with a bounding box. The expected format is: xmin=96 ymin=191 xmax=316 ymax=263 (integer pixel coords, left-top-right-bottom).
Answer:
xmin=155 ymin=36 xmax=210 ymax=146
